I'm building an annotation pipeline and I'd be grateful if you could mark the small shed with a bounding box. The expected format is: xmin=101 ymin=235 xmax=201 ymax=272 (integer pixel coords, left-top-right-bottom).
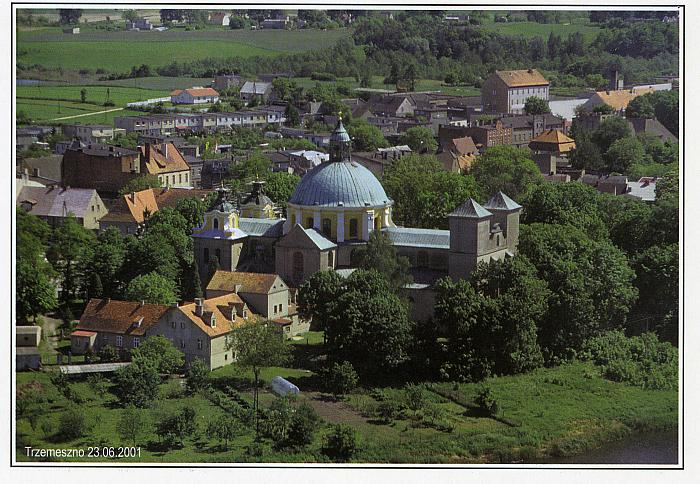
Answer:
xmin=270 ymin=376 xmax=299 ymax=396
xmin=70 ymin=330 xmax=97 ymax=355
xmin=16 ymin=347 xmax=41 ymax=371
xmin=16 ymin=326 xmax=42 ymax=347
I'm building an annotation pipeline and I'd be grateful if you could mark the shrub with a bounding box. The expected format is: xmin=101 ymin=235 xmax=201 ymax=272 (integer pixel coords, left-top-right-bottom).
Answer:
xmin=404 ymin=383 xmax=427 ymax=415
xmin=376 ymin=399 xmax=404 ymax=424
xmin=185 ymin=359 xmax=210 ymax=394
xmin=286 ymin=402 xmax=320 ymax=448
xmin=86 ymin=374 xmax=109 ymax=398
xmin=114 ymin=360 xmax=161 ymax=407
xmin=58 ymin=409 xmax=90 ymax=441
xmin=162 ymin=380 xmax=185 ymax=399
xmin=474 ymin=387 xmax=499 ymax=416
xmin=322 ymin=424 xmax=358 ymax=462
xmin=154 ymin=406 xmax=197 ymax=448
xmin=97 ymin=345 xmax=120 ymax=362
xmin=40 ymin=419 xmax=54 ymax=438
xmin=324 ymin=361 xmax=359 ymax=398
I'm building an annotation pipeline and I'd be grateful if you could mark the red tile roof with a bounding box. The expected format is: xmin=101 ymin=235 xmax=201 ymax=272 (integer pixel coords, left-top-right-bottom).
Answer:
xmin=76 ymin=298 xmax=170 ymax=336
xmin=71 ymin=330 xmax=97 ymax=337
xmin=207 ymin=270 xmax=284 ymax=295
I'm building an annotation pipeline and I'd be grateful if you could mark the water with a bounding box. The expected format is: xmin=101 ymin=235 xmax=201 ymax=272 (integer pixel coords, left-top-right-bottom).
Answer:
xmin=545 ymin=430 xmax=678 ymax=464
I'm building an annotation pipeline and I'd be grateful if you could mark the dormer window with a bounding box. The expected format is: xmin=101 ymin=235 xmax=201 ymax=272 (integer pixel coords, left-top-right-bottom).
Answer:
xmin=211 ymin=315 xmax=216 ymax=327
xmin=243 ymin=309 xmax=248 ymax=320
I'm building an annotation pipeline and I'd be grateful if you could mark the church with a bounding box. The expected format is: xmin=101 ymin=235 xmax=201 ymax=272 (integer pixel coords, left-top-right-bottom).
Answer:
xmin=192 ymin=118 xmax=522 ymax=319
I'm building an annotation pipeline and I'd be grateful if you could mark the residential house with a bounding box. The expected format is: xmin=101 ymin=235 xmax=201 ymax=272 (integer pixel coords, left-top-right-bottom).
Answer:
xmin=62 ymin=124 xmax=118 ymax=144
xmin=437 ymin=136 xmax=478 ymax=173
xmin=150 ymin=295 xmax=252 ymax=370
xmin=239 ymin=81 xmax=272 ymax=104
xmin=206 ymin=270 xmax=309 ymax=337
xmin=370 ymin=95 xmax=416 ymax=117
xmin=17 ymin=186 xmax=108 ymax=230
xmin=528 ymin=129 xmax=576 ymax=175
xmin=18 ymin=154 xmax=63 ymax=185
xmin=99 ymin=186 xmax=213 ymax=235
xmin=209 ymin=12 xmax=230 ymax=26
xmin=441 ymin=121 xmax=513 ymax=152
xmin=126 ymin=18 xmax=153 ymax=30
xmin=62 ymin=142 xmax=190 ymax=196
xmin=261 ymin=17 xmax=289 ymax=29
xmin=481 ymin=69 xmax=550 ymax=114
xmin=71 ymin=299 xmax=171 ymax=355
xmin=288 ymin=150 xmax=330 ymax=175
xmin=16 ymin=326 xmax=42 ymax=370
xmin=500 ymin=113 xmax=566 ymax=148
xmin=171 ymin=87 xmax=220 ymax=105
xmin=16 ymin=170 xmax=45 ymax=195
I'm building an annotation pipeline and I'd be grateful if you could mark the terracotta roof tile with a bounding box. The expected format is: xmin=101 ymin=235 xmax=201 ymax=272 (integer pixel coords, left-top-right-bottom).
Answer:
xmin=591 ymin=88 xmax=654 ymax=111
xmin=76 ymin=298 xmax=170 ymax=336
xmin=139 ymin=143 xmax=191 ymax=175
xmin=529 ymin=129 xmax=576 ymax=153
xmin=178 ymin=293 xmax=253 ymax=338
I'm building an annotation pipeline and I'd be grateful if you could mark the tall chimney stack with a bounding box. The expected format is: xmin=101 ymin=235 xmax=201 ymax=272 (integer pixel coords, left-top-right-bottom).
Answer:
xmin=194 ymin=298 xmax=204 ymax=317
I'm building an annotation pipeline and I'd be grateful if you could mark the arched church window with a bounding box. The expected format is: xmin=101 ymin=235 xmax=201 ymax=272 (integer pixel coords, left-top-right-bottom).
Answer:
xmin=306 ymin=217 xmax=314 ymax=229
xmin=322 ymin=218 xmax=332 ymax=237
xmin=213 ymin=218 xmax=219 ymax=230
xmin=349 ymin=218 xmax=358 ymax=238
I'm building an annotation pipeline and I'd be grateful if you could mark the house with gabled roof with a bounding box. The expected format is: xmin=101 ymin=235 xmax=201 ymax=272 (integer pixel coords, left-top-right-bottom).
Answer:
xmin=206 ymin=270 xmax=291 ymax=321
xmin=275 ymin=224 xmax=337 ymax=286
xmin=17 ymin=186 xmax=108 ymax=230
xmin=71 ymin=299 xmax=171 ymax=355
xmin=171 ymin=87 xmax=220 ymax=105
xmin=239 ymin=81 xmax=272 ymax=104
xmin=482 ymin=69 xmax=550 ymax=114
xmin=150 ymin=294 xmax=253 ymax=370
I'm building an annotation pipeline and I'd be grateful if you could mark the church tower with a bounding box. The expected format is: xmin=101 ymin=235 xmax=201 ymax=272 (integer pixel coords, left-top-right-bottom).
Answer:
xmin=447 ymin=199 xmax=494 ymax=281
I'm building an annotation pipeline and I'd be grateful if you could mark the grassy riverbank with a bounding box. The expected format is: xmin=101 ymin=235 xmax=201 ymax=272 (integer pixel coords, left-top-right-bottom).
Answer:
xmin=15 ymin=356 xmax=677 ymax=464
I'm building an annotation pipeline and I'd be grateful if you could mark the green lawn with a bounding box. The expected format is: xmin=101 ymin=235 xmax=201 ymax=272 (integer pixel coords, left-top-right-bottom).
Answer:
xmin=17 ymin=98 xmax=144 ymax=124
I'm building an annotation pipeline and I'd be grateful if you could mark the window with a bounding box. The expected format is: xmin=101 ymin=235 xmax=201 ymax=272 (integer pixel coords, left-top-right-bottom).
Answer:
xmin=181 ymin=340 xmax=186 ymax=349
xmin=243 ymin=308 xmax=248 ymax=319
xmin=306 ymin=217 xmax=314 ymax=229
xmin=322 ymin=218 xmax=331 ymax=237
xmin=133 ymin=337 xmax=140 ymax=348
xmin=349 ymin=218 xmax=358 ymax=238
xmin=185 ymin=173 xmax=188 ymax=183
xmin=292 ymin=251 xmax=304 ymax=283
xmin=328 ymin=251 xmax=334 ymax=268
xmin=225 ymin=354 xmax=228 ymax=361
xmin=180 ymin=322 xmax=185 ymax=329
xmin=116 ymin=335 xmax=123 ymax=347
xmin=179 ymin=174 xmax=182 ymax=183
xmin=197 ymin=339 xmax=203 ymax=350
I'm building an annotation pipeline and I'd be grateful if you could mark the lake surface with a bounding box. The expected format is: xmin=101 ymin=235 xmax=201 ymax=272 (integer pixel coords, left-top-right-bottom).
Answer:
xmin=544 ymin=430 xmax=678 ymax=465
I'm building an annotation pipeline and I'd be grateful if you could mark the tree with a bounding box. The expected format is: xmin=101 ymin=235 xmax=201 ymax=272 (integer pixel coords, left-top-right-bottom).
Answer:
xmin=470 ymin=146 xmax=543 ymax=200
xmin=182 ymin=259 xmax=203 ymax=301
xmin=518 ymin=223 xmax=638 ymax=359
xmin=155 ymin=406 xmax=197 ymax=447
xmin=284 ymin=102 xmax=301 ymax=127
xmin=626 ymin=95 xmax=656 ymax=119
xmin=206 ymin=415 xmax=243 ymax=450
xmin=185 ymin=358 xmax=210 ymax=394
xmin=346 ymin=119 xmax=389 ymax=151
xmin=591 ymin=116 xmax=632 ymax=154
xmin=382 ymin=154 xmax=479 ymax=229
xmin=570 ymin=139 xmax=605 ymax=172
xmin=118 ymin=406 xmax=148 ymax=447
xmin=286 ymin=402 xmax=320 ymax=448
xmin=131 ymin=335 xmax=184 ymax=374
xmin=324 ymin=270 xmax=413 ymax=378
xmin=404 ymin=63 xmax=418 ymax=91
xmin=322 ymin=424 xmax=358 ymax=462
xmin=58 ymin=409 xmax=89 ymax=441
xmin=125 ymin=271 xmax=178 ymax=304
xmin=160 ymin=9 xmax=184 ymax=23
xmin=47 ymin=215 xmax=96 ymax=305
xmin=123 ymin=9 xmax=139 ymax=23
xmin=592 ymin=104 xmax=615 ymax=114
xmin=226 ymin=319 xmax=292 ymax=435
xmin=114 ymin=360 xmax=161 ymax=407
xmin=604 ymin=137 xmax=649 ymax=174
xmin=80 ymin=88 xmax=87 ymax=103
xmin=87 ymin=272 xmax=103 ymax=299
xmin=230 ymin=152 xmax=271 ymax=180
xmin=398 ymin=126 xmax=437 ymax=153
xmin=351 ymin=230 xmax=412 ymax=291
xmin=298 ymin=270 xmax=344 ymax=336
xmin=264 ymin=172 xmax=300 ymax=210
xmin=174 ymin=197 xmax=207 ymax=232
xmin=97 ymin=345 xmax=120 ymax=363
xmin=523 ymin=96 xmax=551 ymax=115
xmin=324 ymin=361 xmax=359 ymax=399
xmin=118 ymin=175 xmax=162 ymax=197
xmin=58 ymin=9 xmax=82 ymax=25
xmin=520 ymin=182 xmax=608 ymax=239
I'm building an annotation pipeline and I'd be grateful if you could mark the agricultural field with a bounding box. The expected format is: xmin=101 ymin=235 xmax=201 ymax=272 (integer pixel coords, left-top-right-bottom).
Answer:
xmin=17 ymin=28 xmax=352 ymax=72
xmin=16 ymin=85 xmax=168 ymax=124
xmin=479 ymin=20 xmax=602 ymax=42
xmin=294 ymin=76 xmax=481 ymax=97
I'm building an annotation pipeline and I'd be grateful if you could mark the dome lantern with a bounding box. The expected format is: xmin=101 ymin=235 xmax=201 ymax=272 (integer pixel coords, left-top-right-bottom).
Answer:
xmin=329 ymin=115 xmax=351 ymax=163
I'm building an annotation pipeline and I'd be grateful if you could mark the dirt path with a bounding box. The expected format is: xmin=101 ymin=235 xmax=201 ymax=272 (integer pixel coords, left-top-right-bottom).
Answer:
xmin=301 ymin=392 xmax=370 ymax=425
xmin=50 ymin=107 xmax=123 ymax=121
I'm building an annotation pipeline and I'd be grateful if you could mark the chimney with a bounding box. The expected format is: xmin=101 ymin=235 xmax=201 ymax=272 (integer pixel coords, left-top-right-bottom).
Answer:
xmin=163 ymin=143 xmax=169 ymax=158
xmin=194 ymin=298 xmax=204 ymax=317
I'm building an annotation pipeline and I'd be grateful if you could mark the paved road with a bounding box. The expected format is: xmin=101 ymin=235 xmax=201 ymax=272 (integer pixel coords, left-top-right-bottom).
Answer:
xmin=50 ymin=107 xmax=123 ymax=121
